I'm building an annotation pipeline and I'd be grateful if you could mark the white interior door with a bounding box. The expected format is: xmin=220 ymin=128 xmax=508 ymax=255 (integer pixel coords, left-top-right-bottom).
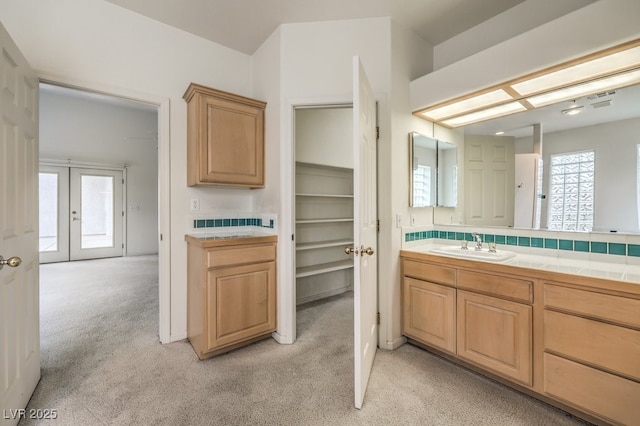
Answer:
xmin=464 ymin=135 xmax=515 ymax=227
xmin=352 ymin=56 xmax=378 ymax=409
xmin=0 ymin=22 xmax=41 ymax=426
xmin=69 ymin=168 xmax=123 ymax=260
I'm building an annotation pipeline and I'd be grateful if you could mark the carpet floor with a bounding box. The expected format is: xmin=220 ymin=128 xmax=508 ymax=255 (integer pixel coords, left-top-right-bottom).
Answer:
xmin=21 ymin=255 xmax=590 ymax=425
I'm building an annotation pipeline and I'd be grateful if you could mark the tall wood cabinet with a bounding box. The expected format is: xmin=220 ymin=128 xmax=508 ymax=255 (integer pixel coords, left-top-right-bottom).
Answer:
xmin=183 ymin=83 xmax=266 ymax=188
xmin=186 ymin=234 xmax=277 ymax=359
xmin=295 ymin=162 xmax=354 ymax=304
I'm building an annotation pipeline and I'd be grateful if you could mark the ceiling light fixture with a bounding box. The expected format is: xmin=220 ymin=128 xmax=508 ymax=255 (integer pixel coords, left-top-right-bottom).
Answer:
xmin=414 ymin=38 xmax=640 ymax=128
xmin=441 ymin=102 xmax=527 ymax=127
xmin=419 ymin=89 xmax=513 ymax=121
xmin=561 ymin=101 xmax=584 ymax=116
xmin=495 ymin=131 xmax=505 ymax=135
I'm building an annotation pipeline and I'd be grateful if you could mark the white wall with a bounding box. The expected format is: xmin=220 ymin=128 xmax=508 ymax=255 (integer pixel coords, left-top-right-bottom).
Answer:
xmin=538 ymin=118 xmax=640 ymax=233
xmin=39 ymin=89 xmax=159 ymax=255
xmin=0 ymin=0 xmax=253 ymax=340
xmin=295 ymin=108 xmax=353 ymax=168
xmin=433 ymin=0 xmax=595 ymax=70
xmin=382 ymin=21 xmax=434 ymax=348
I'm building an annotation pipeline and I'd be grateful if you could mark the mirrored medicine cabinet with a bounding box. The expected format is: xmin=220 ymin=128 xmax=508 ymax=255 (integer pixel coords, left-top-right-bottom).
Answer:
xmin=409 ymin=132 xmax=458 ymax=208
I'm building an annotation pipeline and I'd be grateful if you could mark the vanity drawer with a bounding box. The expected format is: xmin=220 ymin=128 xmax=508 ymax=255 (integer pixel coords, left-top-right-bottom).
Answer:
xmin=402 ymin=259 xmax=455 ymax=286
xmin=457 ymin=270 xmax=532 ymax=303
xmin=544 ymin=284 xmax=640 ymax=329
xmin=544 ymin=310 xmax=640 ymax=380
xmin=207 ymin=244 xmax=276 ymax=268
xmin=544 ymin=353 xmax=640 ymax=426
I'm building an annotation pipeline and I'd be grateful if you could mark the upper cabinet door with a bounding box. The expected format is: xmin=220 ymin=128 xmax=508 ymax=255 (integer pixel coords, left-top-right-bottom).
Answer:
xmin=184 ymin=83 xmax=266 ymax=188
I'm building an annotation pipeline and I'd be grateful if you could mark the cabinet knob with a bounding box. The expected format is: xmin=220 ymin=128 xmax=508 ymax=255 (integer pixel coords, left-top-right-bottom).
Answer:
xmin=362 ymin=246 xmax=375 ymax=256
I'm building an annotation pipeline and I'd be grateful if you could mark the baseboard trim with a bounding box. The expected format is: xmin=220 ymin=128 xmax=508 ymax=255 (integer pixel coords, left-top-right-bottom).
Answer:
xmin=168 ymin=331 xmax=187 ymax=343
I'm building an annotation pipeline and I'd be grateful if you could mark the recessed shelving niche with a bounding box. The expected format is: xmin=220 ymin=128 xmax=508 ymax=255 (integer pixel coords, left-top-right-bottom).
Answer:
xmin=295 ymin=162 xmax=354 ymax=304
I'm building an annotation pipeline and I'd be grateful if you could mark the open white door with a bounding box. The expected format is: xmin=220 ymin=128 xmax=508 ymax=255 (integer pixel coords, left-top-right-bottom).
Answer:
xmin=0 ymin=21 xmax=41 ymax=426
xmin=352 ymin=56 xmax=378 ymax=409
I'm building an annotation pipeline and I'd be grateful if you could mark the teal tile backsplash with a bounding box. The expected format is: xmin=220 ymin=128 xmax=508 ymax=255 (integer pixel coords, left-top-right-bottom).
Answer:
xmin=403 ymin=228 xmax=640 ymax=258
xmin=193 ymin=216 xmax=275 ymax=230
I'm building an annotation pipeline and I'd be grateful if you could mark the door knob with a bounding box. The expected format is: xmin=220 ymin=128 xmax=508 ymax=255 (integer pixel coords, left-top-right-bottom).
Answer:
xmin=345 ymin=246 xmax=359 ymax=256
xmin=0 ymin=255 xmax=22 ymax=270
xmin=362 ymin=246 xmax=375 ymax=256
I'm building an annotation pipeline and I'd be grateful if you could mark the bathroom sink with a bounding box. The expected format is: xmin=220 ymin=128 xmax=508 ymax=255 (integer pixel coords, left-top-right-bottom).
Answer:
xmin=429 ymin=246 xmax=516 ymax=262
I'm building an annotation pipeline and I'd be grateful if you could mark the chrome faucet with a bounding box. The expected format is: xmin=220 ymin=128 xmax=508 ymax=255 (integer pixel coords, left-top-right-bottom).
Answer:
xmin=472 ymin=232 xmax=483 ymax=250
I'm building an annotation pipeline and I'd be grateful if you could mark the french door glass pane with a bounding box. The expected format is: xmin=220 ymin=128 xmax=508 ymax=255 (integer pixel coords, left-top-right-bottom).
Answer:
xmin=39 ymin=172 xmax=58 ymax=252
xmin=81 ymin=175 xmax=114 ymax=249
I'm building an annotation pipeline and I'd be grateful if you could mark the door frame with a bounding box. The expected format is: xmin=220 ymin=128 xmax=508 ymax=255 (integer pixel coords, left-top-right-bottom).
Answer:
xmin=277 ymin=96 xmax=353 ymax=345
xmin=37 ymin=74 xmax=172 ymax=343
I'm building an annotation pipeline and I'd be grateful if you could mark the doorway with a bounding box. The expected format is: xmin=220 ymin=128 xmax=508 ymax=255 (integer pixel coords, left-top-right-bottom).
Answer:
xmin=39 ymin=165 xmax=124 ymax=263
xmin=293 ymin=105 xmax=354 ymax=315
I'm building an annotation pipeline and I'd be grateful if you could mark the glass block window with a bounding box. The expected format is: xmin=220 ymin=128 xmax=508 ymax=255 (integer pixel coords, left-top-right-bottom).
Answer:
xmin=548 ymin=151 xmax=594 ymax=231
xmin=413 ymin=164 xmax=432 ymax=207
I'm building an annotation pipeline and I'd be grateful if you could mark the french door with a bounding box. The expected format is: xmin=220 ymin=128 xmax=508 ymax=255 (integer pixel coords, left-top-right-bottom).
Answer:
xmin=39 ymin=165 xmax=123 ymax=263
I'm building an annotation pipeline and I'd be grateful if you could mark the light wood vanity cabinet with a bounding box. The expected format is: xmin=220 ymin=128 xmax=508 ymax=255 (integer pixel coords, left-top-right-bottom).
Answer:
xmin=186 ymin=235 xmax=277 ymax=359
xmin=402 ymin=258 xmax=533 ymax=385
xmin=184 ymin=83 xmax=266 ymax=188
xmin=542 ymin=283 xmax=640 ymax=425
xmin=402 ymin=260 xmax=456 ymax=354
xmin=400 ymin=250 xmax=640 ymax=426
xmin=456 ymin=270 xmax=533 ymax=386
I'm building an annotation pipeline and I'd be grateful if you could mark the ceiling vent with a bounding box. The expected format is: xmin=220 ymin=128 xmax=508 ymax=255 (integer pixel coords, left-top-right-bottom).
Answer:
xmin=591 ymin=99 xmax=613 ymax=108
xmin=587 ymin=90 xmax=616 ymax=100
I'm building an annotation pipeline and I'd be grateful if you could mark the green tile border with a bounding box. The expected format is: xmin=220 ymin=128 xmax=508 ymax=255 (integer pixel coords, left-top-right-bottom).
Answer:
xmin=193 ymin=217 xmax=274 ymax=230
xmin=402 ymin=228 xmax=638 ymax=258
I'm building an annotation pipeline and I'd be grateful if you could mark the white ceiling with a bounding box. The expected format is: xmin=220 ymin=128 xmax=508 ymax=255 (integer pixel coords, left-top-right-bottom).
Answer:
xmin=104 ymin=0 xmax=526 ymax=54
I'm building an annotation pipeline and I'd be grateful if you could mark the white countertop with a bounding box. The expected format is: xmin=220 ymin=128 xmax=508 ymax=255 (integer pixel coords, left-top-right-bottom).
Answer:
xmin=404 ymin=241 xmax=640 ymax=285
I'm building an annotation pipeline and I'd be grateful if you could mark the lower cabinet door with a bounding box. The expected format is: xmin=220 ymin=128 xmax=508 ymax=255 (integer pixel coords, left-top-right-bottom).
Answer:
xmin=457 ymin=290 xmax=532 ymax=386
xmin=206 ymin=261 xmax=276 ymax=351
xmin=402 ymin=277 xmax=456 ymax=354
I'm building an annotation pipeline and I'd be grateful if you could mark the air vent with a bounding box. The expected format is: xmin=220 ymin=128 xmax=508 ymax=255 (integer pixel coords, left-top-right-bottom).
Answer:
xmin=587 ymin=90 xmax=616 ymax=100
xmin=591 ymin=99 xmax=612 ymax=108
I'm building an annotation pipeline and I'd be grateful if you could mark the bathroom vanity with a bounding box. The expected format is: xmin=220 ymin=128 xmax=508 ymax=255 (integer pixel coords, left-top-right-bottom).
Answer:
xmin=186 ymin=233 xmax=277 ymax=359
xmin=400 ymin=248 xmax=640 ymax=425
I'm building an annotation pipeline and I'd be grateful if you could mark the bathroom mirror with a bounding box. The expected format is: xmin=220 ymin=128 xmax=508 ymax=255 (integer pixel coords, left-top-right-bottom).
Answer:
xmin=437 ymin=140 xmax=457 ymax=208
xmin=409 ymin=132 xmax=436 ymax=207
xmin=433 ymin=83 xmax=640 ymax=233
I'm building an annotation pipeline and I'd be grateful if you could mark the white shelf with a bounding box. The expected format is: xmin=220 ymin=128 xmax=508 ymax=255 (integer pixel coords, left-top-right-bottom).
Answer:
xmin=296 ymin=193 xmax=354 ymax=198
xmin=296 ymin=239 xmax=353 ymax=251
xmin=295 ymin=162 xmax=354 ymax=302
xmin=296 ymin=260 xmax=354 ymax=278
xmin=296 ymin=218 xmax=353 ymax=224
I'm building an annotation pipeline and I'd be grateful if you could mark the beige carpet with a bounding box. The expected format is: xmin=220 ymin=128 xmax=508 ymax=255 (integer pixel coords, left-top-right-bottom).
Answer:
xmin=22 ymin=255 xmax=590 ymax=425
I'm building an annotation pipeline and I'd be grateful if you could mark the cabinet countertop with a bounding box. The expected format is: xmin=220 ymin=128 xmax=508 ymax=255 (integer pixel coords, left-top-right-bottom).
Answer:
xmin=185 ymin=232 xmax=277 ymax=248
xmin=401 ymin=243 xmax=640 ymax=296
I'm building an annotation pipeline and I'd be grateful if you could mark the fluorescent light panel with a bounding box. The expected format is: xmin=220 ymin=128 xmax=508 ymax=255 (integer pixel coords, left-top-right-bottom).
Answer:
xmin=527 ymin=68 xmax=640 ymax=107
xmin=511 ymin=46 xmax=640 ymax=96
xmin=420 ymin=89 xmax=513 ymax=121
xmin=441 ymin=102 xmax=527 ymax=127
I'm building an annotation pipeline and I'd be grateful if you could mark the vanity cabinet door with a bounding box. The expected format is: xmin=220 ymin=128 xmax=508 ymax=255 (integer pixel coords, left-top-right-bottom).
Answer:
xmin=206 ymin=261 xmax=277 ymax=351
xmin=457 ymin=290 xmax=532 ymax=386
xmin=402 ymin=277 xmax=456 ymax=354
